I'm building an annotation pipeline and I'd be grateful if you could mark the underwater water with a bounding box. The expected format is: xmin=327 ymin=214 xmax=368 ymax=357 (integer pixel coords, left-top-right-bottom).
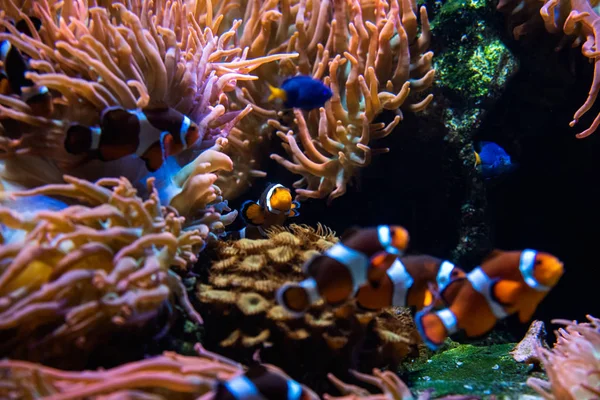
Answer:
xmin=1 ymin=0 xmax=599 ymax=398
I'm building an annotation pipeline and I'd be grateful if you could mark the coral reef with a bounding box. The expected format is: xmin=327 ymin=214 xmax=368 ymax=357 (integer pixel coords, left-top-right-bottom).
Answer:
xmin=197 ymin=224 xmax=420 ymax=389
xmin=498 ymin=0 xmax=600 ymax=138
xmin=0 ymin=0 xmax=293 ymax=204
xmin=0 ymin=343 xmax=320 ymax=400
xmin=528 ymin=315 xmax=600 ymax=399
xmin=0 ymin=175 xmax=204 ymax=367
xmin=263 ymin=0 xmax=435 ymax=203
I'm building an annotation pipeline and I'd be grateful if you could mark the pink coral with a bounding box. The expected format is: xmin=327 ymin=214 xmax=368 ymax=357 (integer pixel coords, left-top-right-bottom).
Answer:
xmin=528 ymin=315 xmax=600 ymax=399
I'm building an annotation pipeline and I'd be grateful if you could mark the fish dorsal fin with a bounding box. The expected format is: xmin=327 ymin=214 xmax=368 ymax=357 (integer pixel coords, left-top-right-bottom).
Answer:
xmin=241 ymin=200 xmax=264 ymax=225
xmin=492 ymin=280 xmax=521 ymax=306
xmin=482 ymin=249 xmax=504 ymax=263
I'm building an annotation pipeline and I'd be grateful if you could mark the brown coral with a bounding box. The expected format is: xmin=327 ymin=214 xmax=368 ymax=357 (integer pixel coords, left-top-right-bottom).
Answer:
xmin=0 ymin=175 xmax=203 ymax=367
xmin=527 ymin=315 xmax=600 ymax=399
xmin=197 ymin=224 xmax=419 ymax=389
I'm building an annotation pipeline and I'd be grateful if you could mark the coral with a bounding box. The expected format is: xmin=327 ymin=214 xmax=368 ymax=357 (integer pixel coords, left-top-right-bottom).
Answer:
xmin=0 ymin=175 xmax=204 ymax=366
xmin=0 ymin=343 xmax=320 ymax=400
xmin=261 ymin=0 xmax=435 ymax=203
xmin=527 ymin=315 xmax=600 ymax=399
xmin=0 ymin=0 xmax=294 ymax=199
xmin=498 ymin=0 xmax=600 ymax=138
xmin=197 ymin=224 xmax=419 ymax=389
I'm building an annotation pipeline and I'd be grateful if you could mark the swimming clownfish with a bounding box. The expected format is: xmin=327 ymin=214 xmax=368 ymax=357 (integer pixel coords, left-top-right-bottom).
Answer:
xmin=0 ymin=16 xmax=53 ymax=118
xmin=64 ymin=106 xmax=201 ymax=172
xmin=276 ymin=225 xmax=410 ymax=317
xmin=229 ymin=184 xmax=301 ymax=240
xmin=267 ymin=76 xmax=333 ymax=111
xmin=214 ymin=364 xmax=316 ymax=400
xmin=355 ymin=255 xmax=467 ymax=312
xmin=414 ymin=249 xmax=564 ymax=350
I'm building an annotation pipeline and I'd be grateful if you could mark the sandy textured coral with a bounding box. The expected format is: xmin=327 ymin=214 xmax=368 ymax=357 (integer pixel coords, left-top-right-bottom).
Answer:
xmin=197 ymin=223 xmax=419 ymax=386
xmin=0 ymin=175 xmax=204 ymax=366
xmin=0 ymin=0 xmax=294 ymax=202
xmin=527 ymin=315 xmax=600 ymax=399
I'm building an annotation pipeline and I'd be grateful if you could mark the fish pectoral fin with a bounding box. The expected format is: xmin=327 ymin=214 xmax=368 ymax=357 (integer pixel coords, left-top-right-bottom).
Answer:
xmin=517 ymin=298 xmax=538 ymax=323
xmin=161 ymin=132 xmax=174 ymax=158
xmin=492 ymin=280 xmax=521 ymax=306
xmin=241 ymin=201 xmax=265 ymax=225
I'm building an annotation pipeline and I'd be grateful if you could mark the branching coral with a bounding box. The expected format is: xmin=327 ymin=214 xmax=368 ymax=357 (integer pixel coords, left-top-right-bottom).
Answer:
xmin=0 ymin=175 xmax=205 ymax=366
xmin=205 ymin=0 xmax=435 ymax=203
xmin=0 ymin=344 xmax=255 ymax=400
xmin=0 ymin=0 xmax=295 ymax=203
xmin=197 ymin=224 xmax=419 ymax=386
xmin=0 ymin=342 xmax=437 ymax=400
xmin=498 ymin=0 xmax=600 ymax=138
xmin=527 ymin=315 xmax=600 ymax=399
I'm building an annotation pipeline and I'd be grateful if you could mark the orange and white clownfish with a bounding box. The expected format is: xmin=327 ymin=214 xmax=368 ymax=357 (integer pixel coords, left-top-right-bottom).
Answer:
xmin=215 ymin=364 xmax=314 ymax=400
xmin=64 ymin=106 xmax=200 ymax=172
xmin=355 ymin=255 xmax=467 ymax=311
xmin=230 ymin=184 xmax=300 ymax=240
xmin=276 ymin=225 xmax=410 ymax=317
xmin=0 ymin=16 xmax=53 ymax=118
xmin=415 ymin=249 xmax=564 ymax=350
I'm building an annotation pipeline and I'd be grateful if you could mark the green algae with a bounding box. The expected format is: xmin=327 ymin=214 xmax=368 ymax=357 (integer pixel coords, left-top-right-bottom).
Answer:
xmin=403 ymin=343 xmax=544 ymax=398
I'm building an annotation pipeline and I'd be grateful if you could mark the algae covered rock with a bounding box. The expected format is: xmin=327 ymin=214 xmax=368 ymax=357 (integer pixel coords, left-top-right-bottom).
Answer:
xmin=404 ymin=342 xmax=543 ymax=398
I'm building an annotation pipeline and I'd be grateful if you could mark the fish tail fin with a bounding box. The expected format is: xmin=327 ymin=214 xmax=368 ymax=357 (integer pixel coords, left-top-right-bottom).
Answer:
xmin=267 ymin=83 xmax=286 ymax=102
xmin=275 ymin=278 xmax=320 ymax=317
xmin=415 ymin=308 xmax=458 ymax=350
xmin=64 ymin=123 xmax=96 ymax=155
xmin=240 ymin=200 xmax=264 ymax=225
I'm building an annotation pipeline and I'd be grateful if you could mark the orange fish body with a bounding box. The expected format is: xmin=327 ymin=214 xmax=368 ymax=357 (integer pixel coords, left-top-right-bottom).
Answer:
xmin=215 ymin=364 xmax=314 ymax=400
xmin=64 ymin=106 xmax=200 ymax=172
xmin=356 ymin=255 xmax=466 ymax=311
xmin=234 ymin=184 xmax=301 ymax=240
xmin=276 ymin=225 xmax=409 ymax=317
xmin=415 ymin=249 xmax=564 ymax=350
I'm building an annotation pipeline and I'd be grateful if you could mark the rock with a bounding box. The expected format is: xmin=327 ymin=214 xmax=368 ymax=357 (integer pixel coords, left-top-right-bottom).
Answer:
xmin=511 ymin=320 xmax=548 ymax=365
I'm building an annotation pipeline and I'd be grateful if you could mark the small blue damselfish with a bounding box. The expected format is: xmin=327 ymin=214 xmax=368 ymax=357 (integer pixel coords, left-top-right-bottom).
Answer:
xmin=474 ymin=141 xmax=518 ymax=179
xmin=268 ymin=75 xmax=333 ymax=111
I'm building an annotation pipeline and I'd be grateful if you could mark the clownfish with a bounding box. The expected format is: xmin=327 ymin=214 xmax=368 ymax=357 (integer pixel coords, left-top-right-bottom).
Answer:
xmin=0 ymin=16 xmax=53 ymax=118
xmin=64 ymin=106 xmax=201 ymax=172
xmin=415 ymin=249 xmax=564 ymax=350
xmin=215 ymin=364 xmax=315 ymax=400
xmin=355 ymin=255 xmax=467 ymax=312
xmin=276 ymin=225 xmax=410 ymax=317
xmin=231 ymin=184 xmax=300 ymax=240
xmin=267 ymin=76 xmax=332 ymax=111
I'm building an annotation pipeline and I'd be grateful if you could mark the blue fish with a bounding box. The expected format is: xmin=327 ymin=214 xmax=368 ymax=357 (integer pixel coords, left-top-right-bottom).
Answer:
xmin=474 ymin=141 xmax=517 ymax=179
xmin=268 ymin=75 xmax=333 ymax=110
